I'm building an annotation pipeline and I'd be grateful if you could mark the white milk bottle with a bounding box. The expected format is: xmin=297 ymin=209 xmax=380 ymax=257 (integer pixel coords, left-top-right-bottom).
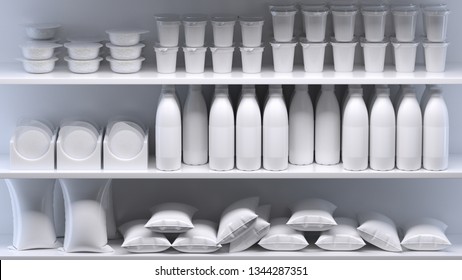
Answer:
xmin=369 ymin=84 xmax=389 ymax=115
xmin=420 ymin=85 xmax=441 ymax=114
xmin=342 ymin=84 xmax=362 ymax=117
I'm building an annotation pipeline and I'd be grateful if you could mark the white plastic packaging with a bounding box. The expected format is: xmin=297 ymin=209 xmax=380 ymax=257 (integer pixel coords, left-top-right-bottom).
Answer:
xmin=154 ymin=45 xmax=178 ymax=74
xmin=156 ymin=85 xmax=182 ymax=171
xmin=209 ymin=85 xmax=235 ymax=171
xmin=396 ymin=88 xmax=422 ymax=171
xmin=331 ymin=5 xmax=358 ymax=42
xmin=342 ymin=89 xmax=369 ymax=171
xmin=420 ymin=85 xmax=441 ymax=113
xmin=106 ymin=56 xmax=145 ymax=74
xmin=240 ymin=45 xmax=264 ymax=73
xmin=64 ymin=57 xmax=103 ymax=74
xmin=342 ymin=85 xmax=363 ymax=120
xmin=423 ymin=88 xmax=449 ymax=171
xmin=269 ymin=6 xmax=297 ymax=42
xmin=236 ymin=85 xmax=262 ymax=171
xmin=300 ymin=38 xmax=327 ymax=72
xmin=423 ymin=7 xmax=450 ymax=42
xmin=361 ymin=5 xmax=388 ymax=42
xmin=315 ymin=85 xmax=340 ymax=165
xmin=65 ymin=42 xmax=103 ymax=60
xmin=183 ymin=47 xmax=207 ymax=74
xmin=145 ymin=203 xmax=197 ymax=233
xmin=172 ymin=220 xmax=222 ymax=253
xmin=183 ymin=85 xmax=208 ymax=165
xmin=183 ymin=14 xmax=207 ymax=47
xmin=401 ymin=218 xmax=451 ymax=251
xmin=263 ymin=85 xmax=289 ymax=171
xmin=361 ymin=38 xmax=388 ymax=73
xmin=106 ymin=43 xmax=145 ymax=60
xmin=239 ymin=17 xmax=264 ymax=47
xmin=210 ymin=46 xmax=234 ymax=73
xmin=391 ymin=39 xmax=419 ymax=73
xmin=270 ymin=40 xmax=297 ymax=73
xmin=25 ymin=23 xmax=61 ymax=40
xmin=287 ymin=198 xmax=337 ymax=231
xmin=423 ymin=41 xmax=449 ymax=72
xmin=21 ymin=41 xmax=61 ymax=60
xmin=119 ymin=219 xmax=171 ymax=253
xmin=211 ymin=15 xmax=236 ymax=47
xmin=155 ymin=14 xmax=181 ymax=47
xmin=258 ymin=217 xmax=308 ymax=251
xmin=6 ymin=179 xmax=59 ymax=250
xmin=289 ymin=84 xmax=314 ymax=165
xmin=106 ymin=29 xmax=149 ymax=46
xmin=370 ymin=88 xmax=396 ymax=171
xmin=392 ymin=5 xmax=418 ymax=42
xmin=331 ymin=39 xmax=357 ymax=72
xmin=18 ymin=57 xmax=58 ymax=74
xmin=301 ymin=5 xmax=329 ymax=42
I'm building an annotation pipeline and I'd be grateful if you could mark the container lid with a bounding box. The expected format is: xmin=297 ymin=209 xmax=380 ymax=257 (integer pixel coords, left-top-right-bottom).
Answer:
xmin=392 ymin=4 xmax=418 ymax=14
xmin=106 ymin=42 xmax=145 ymax=49
xmin=299 ymin=37 xmax=328 ymax=46
xmin=17 ymin=57 xmax=59 ymax=62
xmin=390 ymin=37 xmax=419 ymax=46
xmin=106 ymin=29 xmax=149 ymax=35
xmin=239 ymin=45 xmax=265 ymax=52
xmin=67 ymin=35 xmax=105 ymax=43
xmin=361 ymin=4 xmax=388 ymax=14
xmin=301 ymin=4 xmax=329 ymax=13
xmin=106 ymin=56 xmax=145 ymax=62
xmin=64 ymin=42 xmax=103 ymax=49
xmin=108 ymin=121 xmax=145 ymax=159
xmin=331 ymin=4 xmax=358 ymax=13
xmin=154 ymin=44 xmax=179 ymax=51
xmin=25 ymin=23 xmax=61 ymax=29
xmin=360 ymin=37 xmax=389 ymax=47
xmin=15 ymin=125 xmax=52 ymax=159
xmin=422 ymin=39 xmax=449 ymax=47
xmin=423 ymin=7 xmax=450 ymax=15
xmin=211 ymin=14 xmax=237 ymax=22
xmin=182 ymin=14 xmax=208 ymax=23
xmin=60 ymin=124 xmax=98 ymax=160
xmin=270 ymin=39 xmax=298 ymax=46
xmin=239 ymin=16 xmax=264 ymax=25
xmin=330 ymin=37 xmax=358 ymax=45
xmin=64 ymin=56 xmax=103 ymax=62
xmin=20 ymin=41 xmax=62 ymax=49
xmin=183 ymin=46 xmax=207 ymax=52
xmin=270 ymin=5 xmax=297 ymax=15
xmin=155 ymin=14 xmax=181 ymax=22
xmin=210 ymin=46 xmax=235 ymax=52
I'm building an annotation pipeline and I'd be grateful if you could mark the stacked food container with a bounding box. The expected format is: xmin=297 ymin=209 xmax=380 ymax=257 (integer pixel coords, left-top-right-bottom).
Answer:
xmin=210 ymin=15 xmax=236 ymax=73
xmin=105 ymin=29 xmax=148 ymax=73
xmin=422 ymin=4 xmax=450 ymax=72
xmin=182 ymin=14 xmax=208 ymax=73
xmin=239 ymin=16 xmax=265 ymax=73
xmin=64 ymin=39 xmax=103 ymax=74
xmin=154 ymin=14 xmax=181 ymax=74
xmin=19 ymin=24 xmax=61 ymax=73
xmin=330 ymin=4 xmax=358 ymax=72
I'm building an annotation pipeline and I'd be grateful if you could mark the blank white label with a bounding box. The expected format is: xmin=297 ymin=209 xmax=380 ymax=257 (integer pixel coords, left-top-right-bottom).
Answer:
xmin=371 ymin=126 xmax=396 ymax=158
xmin=424 ymin=126 xmax=449 ymax=158
xmin=398 ymin=126 xmax=422 ymax=158
xmin=264 ymin=126 xmax=288 ymax=158
xmin=210 ymin=126 xmax=234 ymax=158
xmin=237 ymin=126 xmax=261 ymax=158
xmin=156 ymin=126 xmax=181 ymax=158
xmin=342 ymin=126 xmax=368 ymax=158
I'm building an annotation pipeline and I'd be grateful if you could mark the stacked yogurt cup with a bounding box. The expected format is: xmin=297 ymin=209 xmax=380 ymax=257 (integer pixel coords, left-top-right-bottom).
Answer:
xmin=105 ymin=29 xmax=148 ymax=73
xmin=154 ymin=14 xmax=181 ymax=74
xmin=269 ymin=5 xmax=298 ymax=73
xmin=422 ymin=4 xmax=450 ymax=72
xmin=239 ymin=16 xmax=265 ymax=73
xmin=182 ymin=14 xmax=208 ymax=74
xmin=19 ymin=24 xmax=61 ymax=74
xmin=64 ymin=39 xmax=103 ymax=74
xmin=210 ymin=15 xmax=236 ymax=74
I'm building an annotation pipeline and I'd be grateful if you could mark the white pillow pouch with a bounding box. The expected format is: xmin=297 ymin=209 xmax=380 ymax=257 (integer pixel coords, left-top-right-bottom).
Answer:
xmin=217 ymin=197 xmax=259 ymax=244
xmin=357 ymin=211 xmax=402 ymax=252
xmin=259 ymin=217 xmax=308 ymax=251
xmin=119 ymin=219 xmax=171 ymax=253
xmin=401 ymin=218 xmax=451 ymax=251
xmin=229 ymin=204 xmax=271 ymax=253
xmin=6 ymin=179 xmax=60 ymax=250
xmin=287 ymin=198 xmax=337 ymax=231
xmin=145 ymin=202 xmax=197 ymax=233
xmin=60 ymin=179 xmax=114 ymax=253
xmin=172 ymin=219 xmax=222 ymax=253
xmin=315 ymin=217 xmax=366 ymax=251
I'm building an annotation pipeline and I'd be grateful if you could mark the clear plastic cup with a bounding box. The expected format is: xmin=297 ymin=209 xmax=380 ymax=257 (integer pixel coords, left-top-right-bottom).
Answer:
xmin=154 ymin=45 xmax=179 ymax=74
xmin=270 ymin=40 xmax=297 ymax=73
xmin=301 ymin=5 xmax=329 ymax=42
xmin=361 ymin=5 xmax=388 ymax=42
xmin=183 ymin=46 xmax=207 ymax=73
xmin=239 ymin=16 xmax=264 ymax=47
xmin=391 ymin=38 xmax=419 ymax=72
xmin=300 ymin=38 xmax=327 ymax=72
xmin=360 ymin=38 xmax=388 ymax=72
xmin=331 ymin=38 xmax=358 ymax=72
xmin=155 ymin=14 xmax=181 ymax=47
xmin=211 ymin=15 xmax=236 ymax=47
xmin=423 ymin=7 xmax=450 ymax=42
xmin=210 ymin=46 xmax=234 ymax=73
xmin=392 ymin=5 xmax=418 ymax=42
xmin=269 ymin=5 xmax=297 ymax=42
xmin=423 ymin=40 xmax=449 ymax=72
xmin=422 ymin=4 xmax=448 ymax=37
xmin=331 ymin=5 xmax=358 ymax=42
xmin=240 ymin=45 xmax=264 ymax=73
xmin=183 ymin=14 xmax=208 ymax=47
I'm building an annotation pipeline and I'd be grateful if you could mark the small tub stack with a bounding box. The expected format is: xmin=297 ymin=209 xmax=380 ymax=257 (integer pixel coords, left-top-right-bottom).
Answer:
xmin=105 ymin=29 xmax=148 ymax=74
xmin=210 ymin=15 xmax=236 ymax=74
xmin=182 ymin=14 xmax=208 ymax=73
xmin=19 ymin=24 xmax=61 ymax=74
xmin=64 ymin=40 xmax=103 ymax=74
xmin=239 ymin=16 xmax=265 ymax=73
xmin=422 ymin=4 xmax=450 ymax=72
xmin=154 ymin=14 xmax=181 ymax=74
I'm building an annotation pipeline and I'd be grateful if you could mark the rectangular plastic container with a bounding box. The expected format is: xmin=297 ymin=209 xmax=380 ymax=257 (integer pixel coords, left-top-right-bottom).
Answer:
xmin=391 ymin=38 xmax=419 ymax=72
xmin=331 ymin=5 xmax=358 ymax=42
xmin=183 ymin=46 xmax=207 ymax=73
xmin=240 ymin=17 xmax=264 ymax=47
xmin=155 ymin=14 xmax=181 ymax=47
xmin=270 ymin=6 xmax=297 ymax=42
xmin=361 ymin=38 xmax=388 ymax=72
xmin=392 ymin=5 xmax=418 ymax=42
xmin=210 ymin=46 xmax=234 ymax=73
xmin=331 ymin=38 xmax=357 ymax=72
xmin=300 ymin=38 xmax=327 ymax=72
xmin=301 ymin=5 xmax=329 ymax=42
xmin=423 ymin=7 xmax=450 ymax=42
xmin=212 ymin=15 xmax=236 ymax=47
xmin=270 ymin=40 xmax=297 ymax=73
xmin=240 ymin=45 xmax=264 ymax=73
xmin=183 ymin=15 xmax=207 ymax=47
xmin=154 ymin=46 xmax=178 ymax=74
xmin=423 ymin=41 xmax=449 ymax=72
xmin=361 ymin=5 xmax=388 ymax=42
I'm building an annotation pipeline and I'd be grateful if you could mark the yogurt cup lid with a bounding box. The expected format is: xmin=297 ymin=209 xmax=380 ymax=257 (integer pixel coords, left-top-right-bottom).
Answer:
xmin=106 ymin=56 xmax=146 ymax=62
xmin=210 ymin=46 xmax=235 ymax=52
xmin=392 ymin=4 xmax=418 ymax=13
xmin=360 ymin=37 xmax=389 ymax=46
xmin=331 ymin=4 xmax=358 ymax=12
xmin=155 ymin=14 xmax=181 ymax=22
xmin=361 ymin=5 xmax=388 ymax=13
xmin=299 ymin=37 xmax=328 ymax=45
xmin=67 ymin=35 xmax=105 ymax=43
xmin=108 ymin=121 xmax=145 ymax=159
xmin=423 ymin=7 xmax=450 ymax=15
xmin=330 ymin=37 xmax=358 ymax=45
xmin=64 ymin=42 xmax=103 ymax=49
xmin=239 ymin=45 xmax=265 ymax=52
xmin=15 ymin=126 xmax=52 ymax=159
xmin=106 ymin=42 xmax=145 ymax=49
xmin=64 ymin=56 xmax=103 ymax=62
xmin=154 ymin=44 xmax=179 ymax=51
xmin=390 ymin=37 xmax=420 ymax=46
xmin=17 ymin=57 xmax=59 ymax=62
xmin=183 ymin=46 xmax=207 ymax=52
xmin=239 ymin=16 xmax=264 ymax=23
xmin=25 ymin=23 xmax=61 ymax=29
xmin=60 ymin=125 xmax=98 ymax=159
xmin=211 ymin=14 xmax=237 ymax=22
xmin=106 ymin=29 xmax=149 ymax=35
xmin=422 ymin=39 xmax=449 ymax=47
xmin=301 ymin=4 xmax=329 ymax=13
xmin=182 ymin=14 xmax=208 ymax=22
xmin=20 ymin=41 xmax=62 ymax=49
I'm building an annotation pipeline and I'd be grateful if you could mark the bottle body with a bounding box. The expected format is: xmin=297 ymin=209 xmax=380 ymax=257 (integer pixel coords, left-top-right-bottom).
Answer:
xmin=397 ymin=93 xmax=422 ymax=171
xmin=315 ymin=88 xmax=340 ymax=165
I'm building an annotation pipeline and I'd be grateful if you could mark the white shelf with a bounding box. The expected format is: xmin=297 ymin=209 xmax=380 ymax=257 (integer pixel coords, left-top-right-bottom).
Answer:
xmin=1 ymin=154 xmax=462 ymax=179
xmin=2 ymin=62 xmax=462 ymax=85
xmin=1 ymin=235 xmax=461 ymax=259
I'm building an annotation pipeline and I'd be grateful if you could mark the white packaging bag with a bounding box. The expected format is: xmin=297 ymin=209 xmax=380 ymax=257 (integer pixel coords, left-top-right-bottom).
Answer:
xmin=287 ymin=198 xmax=337 ymax=231
xmin=357 ymin=211 xmax=402 ymax=252
xmin=315 ymin=217 xmax=366 ymax=251
xmin=259 ymin=217 xmax=308 ymax=251
xmin=172 ymin=219 xmax=222 ymax=253
xmin=401 ymin=218 xmax=451 ymax=251
xmin=145 ymin=202 xmax=197 ymax=233
xmin=119 ymin=219 xmax=171 ymax=253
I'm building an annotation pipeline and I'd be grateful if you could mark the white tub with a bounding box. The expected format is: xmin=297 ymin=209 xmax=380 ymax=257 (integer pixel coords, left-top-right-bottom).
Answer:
xmin=270 ymin=6 xmax=297 ymax=42
xmin=360 ymin=38 xmax=388 ymax=72
xmin=210 ymin=46 xmax=234 ymax=73
xmin=361 ymin=5 xmax=388 ymax=42
xmin=106 ymin=29 xmax=149 ymax=46
xmin=423 ymin=41 xmax=449 ymax=72
xmin=301 ymin=5 xmax=329 ymax=42
xmin=331 ymin=39 xmax=358 ymax=72
xmin=183 ymin=46 xmax=207 ymax=73
xmin=331 ymin=5 xmax=358 ymax=42
xmin=154 ymin=45 xmax=178 ymax=74
xmin=392 ymin=5 xmax=418 ymax=42
xmin=155 ymin=14 xmax=181 ymax=47
xmin=239 ymin=17 xmax=264 ymax=47
xmin=106 ymin=56 xmax=145 ymax=73
xmin=65 ymin=42 xmax=103 ymax=60
xmin=211 ymin=15 xmax=236 ymax=47
xmin=25 ymin=23 xmax=61 ymax=40
xmin=106 ymin=43 xmax=145 ymax=60
xmin=20 ymin=41 xmax=61 ymax=60
xmin=240 ymin=45 xmax=264 ymax=73
xmin=64 ymin=57 xmax=103 ymax=74
xmin=300 ymin=38 xmax=327 ymax=73
xmin=391 ymin=38 xmax=419 ymax=72
xmin=183 ymin=14 xmax=208 ymax=47
xmin=270 ymin=40 xmax=297 ymax=73
xmin=18 ymin=57 xmax=58 ymax=74
xmin=423 ymin=7 xmax=450 ymax=42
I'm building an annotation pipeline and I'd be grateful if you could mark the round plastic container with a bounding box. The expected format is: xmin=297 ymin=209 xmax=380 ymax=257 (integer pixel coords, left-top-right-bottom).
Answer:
xmin=183 ymin=46 xmax=207 ymax=73
xmin=154 ymin=45 xmax=178 ymax=74
xmin=423 ymin=7 xmax=450 ymax=42
xmin=20 ymin=41 xmax=61 ymax=60
xmin=106 ymin=43 xmax=145 ymax=60
xmin=183 ymin=14 xmax=208 ymax=47
xmin=301 ymin=5 xmax=329 ymax=42
xmin=106 ymin=56 xmax=145 ymax=73
xmin=106 ymin=29 xmax=149 ymax=46
xmin=270 ymin=6 xmax=297 ymax=42
xmin=108 ymin=121 xmax=145 ymax=159
xmin=391 ymin=38 xmax=419 ymax=72
xmin=239 ymin=17 xmax=264 ymax=47
xmin=64 ymin=57 xmax=103 ymax=74
xmin=25 ymin=23 xmax=61 ymax=40
xmin=270 ymin=40 xmax=297 ymax=73
xmin=423 ymin=41 xmax=449 ymax=72
xmin=240 ymin=45 xmax=264 ymax=73
xmin=14 ymin=122 xmax=53 ymax=160
xmin=155 ymin=14 xmax=181 ymax=47
xmin=361 ymin=5 xmax=388 ymax=42
xmin=392 ymin=5 xmax=418 ymax=42
xmin=210 ymin=46 xmax=234 ymax=73
xmin=59 ymin=121 xmax=99 ymax=160
xmin=300 ymin=38 xmax=327 ymax=72
xmin=331 ymin=39 xmax=358 ymax=72
xmin=18 ymin=57 xmax=58 ymax=74
xmin=360 ymin=38 xmax=388 ymax=72
xmin=211 ymin=15 xmax=236 ymax=47
xmin=331 ymin=5 xmax=358 ymax=42
xmin=65 ymin=42 xmax=103 ymax=60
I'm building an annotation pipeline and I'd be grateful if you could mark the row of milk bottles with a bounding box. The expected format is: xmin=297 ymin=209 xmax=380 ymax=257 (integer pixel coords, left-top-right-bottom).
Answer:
xmin=155 ymin=83 xmax=448 ymax=171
